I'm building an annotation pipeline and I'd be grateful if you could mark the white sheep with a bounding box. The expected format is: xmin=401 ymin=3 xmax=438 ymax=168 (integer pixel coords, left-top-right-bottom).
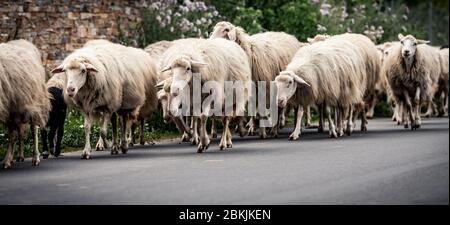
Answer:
xmin=160 ymin=38 xmax=251 ymax=152
xmin=275 ymin=33 xmax=373 ymax=140
xmin=0 ymin=39 xmax=50 ymax=169
xmin=51 ymin=40 xmax=153 ymax=158
xmin=384 ymin=34 xmax=441 ymax=129
xmin=210 ymin=21 xmax=302 ymax=138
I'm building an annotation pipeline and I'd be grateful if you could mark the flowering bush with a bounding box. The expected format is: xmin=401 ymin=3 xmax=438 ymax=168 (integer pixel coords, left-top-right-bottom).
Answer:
xmin=314 ymin=0 xmax=415 ymax=44
xmin=135 ymin=0 xmax=222 ymax=47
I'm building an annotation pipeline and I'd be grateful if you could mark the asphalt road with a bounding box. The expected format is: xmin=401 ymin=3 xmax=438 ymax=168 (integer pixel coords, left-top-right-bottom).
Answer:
xmin=0 ymin=118 xmax=448 ymax=205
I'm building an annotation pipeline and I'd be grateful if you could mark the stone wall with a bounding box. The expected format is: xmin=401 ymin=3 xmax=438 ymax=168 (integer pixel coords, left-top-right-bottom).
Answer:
xmin=0 ymin=0 xmax=152 ymax=73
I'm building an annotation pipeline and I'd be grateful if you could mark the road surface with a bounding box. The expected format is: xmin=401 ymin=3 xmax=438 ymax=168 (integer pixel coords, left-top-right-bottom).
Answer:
xmin=0 ymin=118 xmax=448 ymax=204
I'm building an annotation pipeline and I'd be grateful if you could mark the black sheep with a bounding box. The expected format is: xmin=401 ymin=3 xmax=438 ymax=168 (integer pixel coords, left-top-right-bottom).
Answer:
xmin=41 ymin=86 xmax=67 ymax=158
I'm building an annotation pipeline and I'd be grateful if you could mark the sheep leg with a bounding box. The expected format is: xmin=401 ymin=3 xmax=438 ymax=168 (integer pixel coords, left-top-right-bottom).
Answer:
xmin=81 ymin=113 xmax=94 ymax=159
xmin=140 ymin=118 xmax=150 ymax=146
xmin=289 ymin=106 xmax=304 ymax=141
xmin=210 ymin=116 xmax=217 ymax=138
xmin=17 ymin=124 xmax=28 ymax=162
xmin=444 ymin=91 xmax=449 ymax=116
xmin=3 ymin=126 xmax=18 ymax=169
xmin=175 ymin=116 xmax=191 ymax=142
xmin=96 ymin=112 xmax=111 ymax=152
xmin=318 ymin=103 xmax=325 ymax=133
xmin=128 ymin=121 xmax=137 ymax=147
xmin=111 ymin=113 xmax=119 ymax=155
xmin=366 ymin=98 xmax=376 ymax=119
xmin=360 ymin=103 xmax=368 ymax=132
xmin=326 ymin=106 xmax=338 ymax=138
xmin=54 ymin=119 xmax=64 ymax=157
xmin=346 ymin=105 xmax=354 ymax=136
xmin=403 ymin=91 xmax=415 ymax=129
xmin=219 ymin=117 xmax=231 ymax=150
xmin=305 ymin=106 xmax=312 ymax=127
xmin=197 ymin=115 xmax=210 ymax=153
xmin=120 ymin=113 xmax=130 ymax=154
xmin=246 ymin=116 xmax=256 ymax=136
xmin=41 ymin=128 xmax=49 ymax=159
xmin=31 ymin=124 xmax=40 ymax=166
xmin=413 ymin=87 xmax=421 ymax=129
xmin=236 ymin=116 xmax=246 ymax=138
xmin=335 ymin=106 xmax=343 ymax=137
xmin=190 ymin=117 xmax=199 ymax=145
xmin=226 ymin=122 xmax=233 ymax=148
xmin=423 ymin=101 xmax=434 ymax=118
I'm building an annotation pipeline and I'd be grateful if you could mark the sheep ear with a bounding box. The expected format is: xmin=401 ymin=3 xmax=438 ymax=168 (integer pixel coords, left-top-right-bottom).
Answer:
xmin=398 ymin=33 xmax=404 ymax=41
xmin=417 ymin=39 xmax=430 ymax=45
xmin=191 ymin=60 xmax=208 ymax=68
xmin=155 ymin=80 xmax=166 ymax=89
xmin=51 ymin=64 xmax=65 ymax=74
xmin=307 ymin=38 xmax=314 ymax=43
xmin=227 ymin=28 xmax=237 ymax=41
xmin=85 ymin=63 xmax=98 ymax=73
xmin=293 ymin=76 xmax=310 ymax=87
xmin=160 ymin=66 xmax=171 ymax=73
xmin=286 ymin=71 xmax=310 ymax=87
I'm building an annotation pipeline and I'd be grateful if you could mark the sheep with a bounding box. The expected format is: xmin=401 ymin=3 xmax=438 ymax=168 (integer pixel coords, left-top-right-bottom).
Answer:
xmin=155 ymin=39 xmax=201 ymax=143
xmin=41 ymin=73 xmax=67 ymax=158
xmin=210 ymin=21 xmax=302 ymax=138
xmin=51 ymin=40 xmax=154 ymax=159
xmin=275 ymin=33 xmax=374 ymax=140
xmin=0 ymin=39 xmax=50 ymax=169
xmin=436 ymin=48 xmax=449 ymax=116
xmin=160 ymin=38 xmax=251 ymax=152
xmin=384 ymin=34 xmax=441 ymax=129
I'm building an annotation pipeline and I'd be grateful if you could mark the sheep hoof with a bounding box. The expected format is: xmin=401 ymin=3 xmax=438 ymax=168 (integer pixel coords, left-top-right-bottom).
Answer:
xmin=128 ymin=142 xmax=134 ymax=148
xmin=111 ymin=148 xmax=119 ymax=155
xmin=17 ymin=156 xmax=25 ymax=162
xmin=289 ymin=133 xmax=299 ymax=141
xmin=197 ymin=144 xmax=208 ymax=153
xmin=121 ymin=145 xmax=128 ymax=154
xmin=361 ymin=126 xmax=367 ymax=132
xmin=260 ymin=134 xmax=267 ymax=139
xmin=329 ymin=131 xmax=338 ymax=138
xmin=211 ymin=133 xmax=217 ymax=138
xmin=404 ymin=124 xmax=409 ymax=129
xmin=3 ymin=162 xmax=11 ymax=169
xmin=32 ymin=158 xmax=40 ymax=166
xmin=81 ymin=154 xmax=91 ymax=159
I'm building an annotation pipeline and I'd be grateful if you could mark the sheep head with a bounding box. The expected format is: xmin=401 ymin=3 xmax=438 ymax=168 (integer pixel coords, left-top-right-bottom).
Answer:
xmin=51 ymin=58 xmax=98 ymax=98
xmin=275 ymin=71 xmax=310 ymax=108
xmin=210 ymin=21 xmax=239 ymax=41
xmin=398 ymin=34 xmax=429 ymax=61
xmin=161 ymin=56 xmax=207 ymax=117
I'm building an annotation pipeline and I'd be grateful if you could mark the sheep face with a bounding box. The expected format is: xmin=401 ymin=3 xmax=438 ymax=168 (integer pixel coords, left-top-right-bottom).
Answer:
xmin=398 ymin=34 xmax=429 ymax=61
xmin=161 ymin=57 xmax=207 ymax=116
xmin=210 ymin=21 xmax=237 ymax=41
xmin=51 ymin=59 xmax=98 ymax=98
xmin=275 ymin=71 xmax=310 ymax=108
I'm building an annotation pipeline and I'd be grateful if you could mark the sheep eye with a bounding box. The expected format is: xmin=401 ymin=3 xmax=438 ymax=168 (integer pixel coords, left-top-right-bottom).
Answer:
xmin=81 ymin=69 xmax=86 ymax=73
xmin=288 ymin=81 xmax=293 ymax=85
xmin=413 ymin=43 xmax=417 ymax=46
xmin=400 ymin=41 xmax=404 ymax=44
xmin=224 ymin=28 xmax=229 ymax=32
xmin=187 ymin=67 xmax=191 ymax=71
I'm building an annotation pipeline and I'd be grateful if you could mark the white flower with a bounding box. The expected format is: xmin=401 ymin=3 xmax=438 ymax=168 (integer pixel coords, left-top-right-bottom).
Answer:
xmin=170 ymin=27 xmax=174 ymax=32
xmin=317 ymin=24 xmax=327 ymax=32
xmin=402 ymin=15 xmax=408 ymax=20
xmin=320 ymin=3 xmax=331 ymax=16
xmin=212 ymin=10 xmax=219 ymax=16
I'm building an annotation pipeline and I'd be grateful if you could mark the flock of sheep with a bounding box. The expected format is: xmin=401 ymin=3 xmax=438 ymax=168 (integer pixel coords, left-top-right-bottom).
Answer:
xmin=0 ymin=21 xmax=448 ymax=169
